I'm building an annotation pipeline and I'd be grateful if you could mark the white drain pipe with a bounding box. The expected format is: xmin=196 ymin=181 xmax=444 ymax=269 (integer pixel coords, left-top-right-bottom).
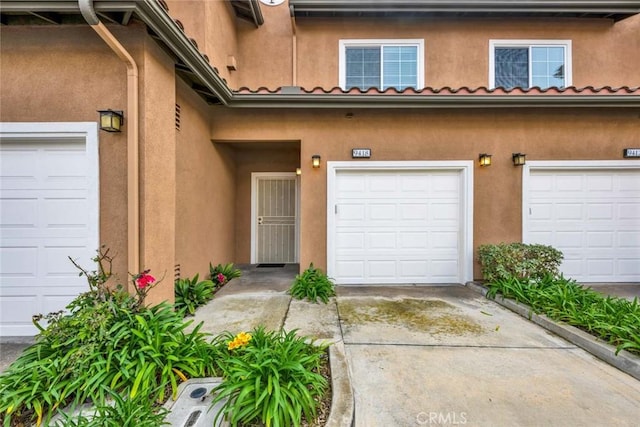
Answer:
xmin=79 ymin=0 xmax=140 ymax=276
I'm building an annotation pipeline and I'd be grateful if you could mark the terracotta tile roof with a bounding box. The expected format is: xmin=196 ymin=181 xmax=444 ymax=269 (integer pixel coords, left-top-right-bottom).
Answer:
xmin=234 ymin=86 xmax=640 ymax=95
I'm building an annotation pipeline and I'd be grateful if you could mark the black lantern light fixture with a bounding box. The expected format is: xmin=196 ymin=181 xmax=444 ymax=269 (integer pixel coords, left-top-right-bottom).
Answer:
xmin=97 ymin=109 xmax=124 ymax=132
xmin=479 ymin=153 xmax=492 ymax=167
xmin=312 ymin=154 xmax=321 ymax=168
xmin=512 ymin=153 xmax=526 ymax=166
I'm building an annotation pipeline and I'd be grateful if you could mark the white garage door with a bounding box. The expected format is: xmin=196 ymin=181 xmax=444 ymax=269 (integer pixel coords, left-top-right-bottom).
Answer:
xmin=0 ymin=127 xmax=98 ymax=336
xmin=330 ymin=168 xmax=466 ymax=284
xmin=526 ymin=167 xmax=640 ymax=282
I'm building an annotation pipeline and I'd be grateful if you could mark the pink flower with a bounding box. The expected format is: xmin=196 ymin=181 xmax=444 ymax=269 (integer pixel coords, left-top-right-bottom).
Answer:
xmin=217 ymin=273 xmax=226 ymax=284
xmin=136 ymin=272 xmax=155 ymax=289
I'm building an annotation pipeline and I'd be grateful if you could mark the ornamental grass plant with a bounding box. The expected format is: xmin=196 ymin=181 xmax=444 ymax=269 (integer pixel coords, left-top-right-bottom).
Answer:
xmin=289 ymin=263 xmax=336 ymax=304
xmin=209 ymin=326 xmax=329 ymax=427
xmin=486 ymin=275 xmax=640 ymax=355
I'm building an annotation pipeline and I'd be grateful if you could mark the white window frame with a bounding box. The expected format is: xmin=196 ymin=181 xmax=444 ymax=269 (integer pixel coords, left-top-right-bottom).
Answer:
xmin=339 ymin=39 xmax=425 ymax=90
xmin=489 ymin=39 xmax=572 ymax=89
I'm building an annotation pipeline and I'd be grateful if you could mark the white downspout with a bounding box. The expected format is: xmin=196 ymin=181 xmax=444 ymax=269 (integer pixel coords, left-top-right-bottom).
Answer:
xmin=79 ymin=0 xmax=140 ymax=276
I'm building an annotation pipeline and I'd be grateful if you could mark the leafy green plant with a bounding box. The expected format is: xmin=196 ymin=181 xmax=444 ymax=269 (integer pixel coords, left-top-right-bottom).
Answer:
xmin=209 ymin=262 xmax=242 ymax=288
xmin=174 ymin=274 xmax=215 ymax=315
xmin=52 ymin=386 xmax=169 ymax=427
xmin=0 ymin=249 xmax=218 ymax=426
xmin=477 ymin=242 xmax=563 ymax=282
xmin=210 ymin=327 xmax=328 ymax=427
xmin=486 ymin=275 xmax=640 ymax=355
xmin=289 ymin=263 xmax=336 ymax=303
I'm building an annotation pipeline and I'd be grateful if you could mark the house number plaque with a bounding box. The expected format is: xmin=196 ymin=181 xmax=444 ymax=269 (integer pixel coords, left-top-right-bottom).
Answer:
xmin=352 ymin=148 xmax=372 ymax=158
xmin=623 ymin=148 xmax=640 ymax=158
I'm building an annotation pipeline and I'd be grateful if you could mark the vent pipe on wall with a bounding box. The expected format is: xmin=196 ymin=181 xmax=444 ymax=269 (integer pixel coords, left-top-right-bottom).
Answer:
xmin=79 ymin=0 xmax=140 ymax=277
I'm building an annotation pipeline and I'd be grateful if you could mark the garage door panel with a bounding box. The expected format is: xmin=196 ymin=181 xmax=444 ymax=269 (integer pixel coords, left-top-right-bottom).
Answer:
xmin=0 ymin=246 xmax=38 ymax=277
xmin=526 ymin=168 xmax=640 ymax=282
xmin=1 ymin=136 xmax=96 ymax=336
xmin=369 ymin=204 xmax=396 ymax=220
xmin=333 ymin=169 xmax=464 ymax=284
xmin=0 ymin=198 xmax=38 ymax=227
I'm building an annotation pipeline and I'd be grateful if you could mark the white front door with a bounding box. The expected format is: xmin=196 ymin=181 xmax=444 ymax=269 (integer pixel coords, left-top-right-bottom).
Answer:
xmin=327 ymin=162 xmax=474 ymax=285
xmin=251 ymin=173 xmax=298 ymax=264
xmin=0 ymin=123 xmax=99 ymax=336
xmin=524 ymin=163 xmax=640 ymax=282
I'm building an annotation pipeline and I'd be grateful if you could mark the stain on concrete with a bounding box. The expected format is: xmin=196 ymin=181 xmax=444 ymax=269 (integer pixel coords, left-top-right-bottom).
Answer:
xmin=338 ymin=298 xmax=484 ymax=336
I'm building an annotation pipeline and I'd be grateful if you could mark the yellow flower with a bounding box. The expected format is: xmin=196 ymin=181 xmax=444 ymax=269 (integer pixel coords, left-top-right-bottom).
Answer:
xmin=227 ymin=332 xmax=252 ymax=350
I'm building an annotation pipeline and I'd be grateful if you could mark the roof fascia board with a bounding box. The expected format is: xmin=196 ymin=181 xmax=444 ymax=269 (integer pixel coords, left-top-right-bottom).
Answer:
xmin=134 ymin=1 xmax=233 ymax=104
xmin=228 ymin=94 xmax=640 ymax=108
xmin=289 ymin=0 xmax=640 ymax=16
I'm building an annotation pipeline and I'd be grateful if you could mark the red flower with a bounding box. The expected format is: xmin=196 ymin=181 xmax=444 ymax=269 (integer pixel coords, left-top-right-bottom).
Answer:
xmin=136 ymin=272 xmax=155 ymax=289
xmin=217 ymin=273 xmax=226 ymax=284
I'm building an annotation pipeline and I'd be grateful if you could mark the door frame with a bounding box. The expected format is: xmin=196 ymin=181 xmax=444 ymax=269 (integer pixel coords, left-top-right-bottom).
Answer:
xmin=250 ymin=172 xmax=300 ymax=264
xmin=326 ymin=161 xmax=474 ymax=284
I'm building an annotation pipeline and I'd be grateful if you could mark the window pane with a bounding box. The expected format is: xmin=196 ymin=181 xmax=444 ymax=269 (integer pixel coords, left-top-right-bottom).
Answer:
xmin=382 ymin=46 xmax=418 ymax=90
xmin=531 ymin=47 xmax=565 ymax=88
xmin=345 ymin=47 xmax=380 ymax=89
xmin=495 ymin=48 xmax=528 ymax=88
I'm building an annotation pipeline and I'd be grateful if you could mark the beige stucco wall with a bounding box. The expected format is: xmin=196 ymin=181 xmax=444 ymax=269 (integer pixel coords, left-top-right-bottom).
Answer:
xmin=138 ymin=34 xmax=178 ymax=305
xmin=175 ymin=80 xmax=237 ymax=280
xmin=166 ymin=0 xmax=241 ymax=88
xmin=226 ymin=13 xmax=640 ymax=89
xmin=210 ymin=107 xmax=640 ymax=278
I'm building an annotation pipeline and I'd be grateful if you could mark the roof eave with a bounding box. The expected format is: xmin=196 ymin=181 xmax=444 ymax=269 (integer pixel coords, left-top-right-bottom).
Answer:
xmin=135 ymin=1 xmax=233 ymax=104
xmin=289 ymin=0 xmax=640 ymax=20
xmin=228 ymin=94 xmax=640 ymax=108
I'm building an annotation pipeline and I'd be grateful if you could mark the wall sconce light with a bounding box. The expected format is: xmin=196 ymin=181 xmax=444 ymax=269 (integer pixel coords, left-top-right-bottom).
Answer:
xmin=479 ymin=153 xmax=492 ymax=167
xmin=97 ymin=109 xmax=124 ymax=132
xmin=296 ymin=167 xmax=302 ymax=176
xmin=312 ymin=155 xmax=321 ymax=168
xmin=512 ymin=153 xmax=526 ymax=166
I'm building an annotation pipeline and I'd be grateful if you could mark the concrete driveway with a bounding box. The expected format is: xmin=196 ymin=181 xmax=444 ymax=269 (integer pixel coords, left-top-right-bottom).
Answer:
xmin=336 ymin=285 xmax=640 ymax=427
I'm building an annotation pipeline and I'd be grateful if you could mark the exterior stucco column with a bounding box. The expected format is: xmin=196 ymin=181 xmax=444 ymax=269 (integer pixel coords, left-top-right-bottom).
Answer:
xmin=139 ymin=37 xmax=177 ymax=304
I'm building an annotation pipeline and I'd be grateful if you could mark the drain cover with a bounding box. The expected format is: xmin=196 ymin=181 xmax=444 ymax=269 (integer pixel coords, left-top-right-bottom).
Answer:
xmin=164 ymin=378 xmax=228 ymax=427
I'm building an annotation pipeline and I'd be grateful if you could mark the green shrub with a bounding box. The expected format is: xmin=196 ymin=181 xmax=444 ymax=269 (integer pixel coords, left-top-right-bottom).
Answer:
xmin=210 ymin=327 xmax=328 ymax=427
xmin=209 ymin=263 xmax=242 ymax=288
xmin=174 ymin=274 xmax=215 ymax=315
xmin=487 ymin=275 xmax=640 ymax=355
xmin=0 ymin=250 xmax=218 ymax=426
xmin=477 ymin=242 xmax=563 ymax=282
xmin=289 ymin=263 xmax=336 ymax=304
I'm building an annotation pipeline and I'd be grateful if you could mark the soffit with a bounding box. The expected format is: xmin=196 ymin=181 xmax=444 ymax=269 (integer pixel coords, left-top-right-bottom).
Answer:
xmin=289 ymin=1 xmax=640 ymax=21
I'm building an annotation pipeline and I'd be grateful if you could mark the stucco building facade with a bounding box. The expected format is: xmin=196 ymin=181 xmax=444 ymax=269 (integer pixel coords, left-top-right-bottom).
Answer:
xmin=1 ymin=0 xmax=639 ymax=336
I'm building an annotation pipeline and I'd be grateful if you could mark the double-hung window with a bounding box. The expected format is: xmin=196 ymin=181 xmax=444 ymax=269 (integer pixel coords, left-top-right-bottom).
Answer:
xmin=489 ymin=40 xmax=572 ymax=89
xmin=339 ymin=39 xmax=424 ymax=90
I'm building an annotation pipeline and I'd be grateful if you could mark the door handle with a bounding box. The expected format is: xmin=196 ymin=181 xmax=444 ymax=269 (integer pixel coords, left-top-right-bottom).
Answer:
xmin=258 ymin=216 xmax=264 ymax=225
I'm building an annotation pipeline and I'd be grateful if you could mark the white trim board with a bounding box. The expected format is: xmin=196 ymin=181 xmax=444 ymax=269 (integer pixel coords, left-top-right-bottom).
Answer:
xmin=327 ymin=161 xmax=474 ymax=284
